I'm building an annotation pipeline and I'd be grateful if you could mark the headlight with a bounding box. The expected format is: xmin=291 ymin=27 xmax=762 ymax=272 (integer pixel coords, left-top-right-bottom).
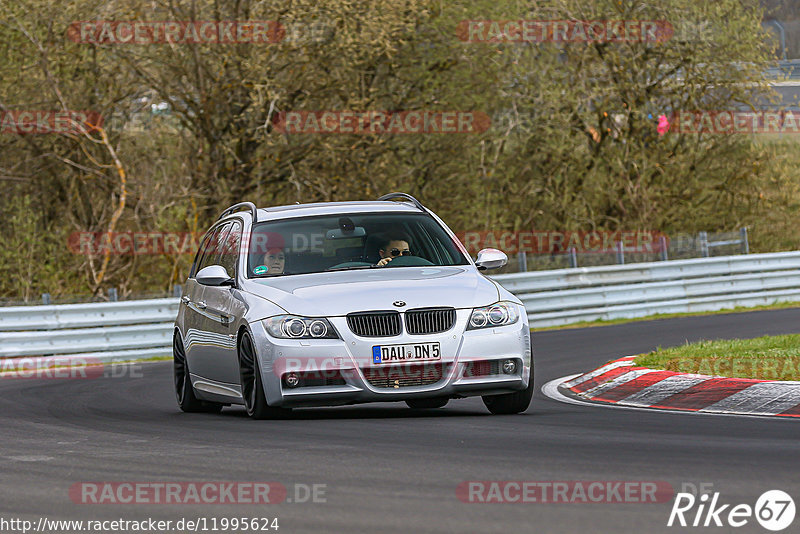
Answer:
xmin=263 ymin=316 xmax=339 ymax=339
xmin=467 ymin=302 xmax=519 ymax=330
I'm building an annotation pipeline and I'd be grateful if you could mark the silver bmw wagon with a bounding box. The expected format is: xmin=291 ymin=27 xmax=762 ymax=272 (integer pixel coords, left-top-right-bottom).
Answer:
xmin=173 ymin=193 xmax=533 ymax=418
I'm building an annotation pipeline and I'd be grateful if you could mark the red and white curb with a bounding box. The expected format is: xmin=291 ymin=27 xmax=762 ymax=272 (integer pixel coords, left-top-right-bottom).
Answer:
xmin=543 ymin=356 xmax=800 ymax=418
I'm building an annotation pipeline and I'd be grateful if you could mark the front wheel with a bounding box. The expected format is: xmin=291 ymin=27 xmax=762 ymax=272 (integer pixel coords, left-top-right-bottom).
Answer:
xmin=173 ymin=332 xmax=223 ymax=414
xmin=238 ymin=332 xmax=291 ymax=420
xmin=482 ymin=360 xmax=534 ymax=415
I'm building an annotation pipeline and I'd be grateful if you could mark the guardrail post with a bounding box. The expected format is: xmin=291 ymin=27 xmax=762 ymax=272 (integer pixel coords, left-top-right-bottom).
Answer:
xmin=568 ymin=247 xmax=578 ymax=268
xmin=173 ymin=284 xmax=183 ymax=298
xmin=517 ymin=252 xmax=528 ymax=272
xmin=659 ymin=236 xmax=668 ymax=261
xmin=108 ymin=288 xmax=118 ymax=302
xmin=615 ymin=241 xmax=624 ymax=264
xmin=699 ymin=231 xmax=709 ymax=257
xmin=740 ymin=227 xmax=749 ymax=254
xmin=41 ymin=293 xmax=51 ymax=305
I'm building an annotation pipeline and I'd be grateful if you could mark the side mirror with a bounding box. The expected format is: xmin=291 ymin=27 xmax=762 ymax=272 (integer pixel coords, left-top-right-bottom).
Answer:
xmin=475 ymin=248 xmax=508 ymax=271
xmin=196 ymin=265 xmax=235 ymax=287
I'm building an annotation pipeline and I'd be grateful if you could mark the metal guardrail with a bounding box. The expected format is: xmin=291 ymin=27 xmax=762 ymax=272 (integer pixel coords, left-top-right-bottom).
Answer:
xmin=0 ymin=298 xmax=178 ymax=331
xmin=493 ymin=251 xmax=800 ymax=327
xmin=0 ymin=299 xmax=177 ymax=364
xmin=2 ymin=251 xmax=800 ymax=363
xmin=767 ymin=59 xmax=800 ymax=80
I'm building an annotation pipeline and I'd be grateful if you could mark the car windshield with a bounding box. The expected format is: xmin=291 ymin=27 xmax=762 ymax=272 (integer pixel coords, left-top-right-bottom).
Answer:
xmin=246 ymin=212 xmax=470 ymax=277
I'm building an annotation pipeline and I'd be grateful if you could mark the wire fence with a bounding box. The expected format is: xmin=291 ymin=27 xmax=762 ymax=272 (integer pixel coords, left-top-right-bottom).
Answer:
xmin=492 ymin=229 xmax=750 ymax=275
xmin=0 ymin=229 xmax=750 ymax=306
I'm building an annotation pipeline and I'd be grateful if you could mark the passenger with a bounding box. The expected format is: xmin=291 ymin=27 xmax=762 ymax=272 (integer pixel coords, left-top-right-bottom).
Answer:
xmin=261 ymin=248 xmax=286 ymax=275
xmin=252 ymin=232 xmax=286 ymax=276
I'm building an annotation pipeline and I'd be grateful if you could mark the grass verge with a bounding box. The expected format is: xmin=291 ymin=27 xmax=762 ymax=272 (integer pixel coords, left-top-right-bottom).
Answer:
xmin=633 ymin=334 xmax=800 ymax=381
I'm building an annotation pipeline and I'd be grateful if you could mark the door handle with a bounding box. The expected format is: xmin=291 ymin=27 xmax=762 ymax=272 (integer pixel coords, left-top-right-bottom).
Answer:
xmin=197 ymin=301 xmax=207 ymax=310
xmin=181 ymin=296 xmax=191 ymax=304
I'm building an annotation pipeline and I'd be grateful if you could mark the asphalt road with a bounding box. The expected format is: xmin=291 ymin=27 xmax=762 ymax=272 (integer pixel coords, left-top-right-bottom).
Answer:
xmin=3 ymin=308 xmax=800 ymax=534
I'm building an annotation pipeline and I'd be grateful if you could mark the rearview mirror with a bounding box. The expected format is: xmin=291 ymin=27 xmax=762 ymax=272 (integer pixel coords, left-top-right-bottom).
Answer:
xmin=475 ymin=248 xmax=508 ymax=271
xmin=326 ymin=227 xmax=366 ymax=239
xmin=196 ymin=265 xmax=235 ymax=287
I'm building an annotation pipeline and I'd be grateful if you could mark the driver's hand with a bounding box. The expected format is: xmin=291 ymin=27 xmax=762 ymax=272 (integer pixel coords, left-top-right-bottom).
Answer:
xmin=377 ymin=257 xmax=392 ymax=267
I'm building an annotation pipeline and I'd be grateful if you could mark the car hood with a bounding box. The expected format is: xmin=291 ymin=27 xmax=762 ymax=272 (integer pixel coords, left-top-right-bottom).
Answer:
xmin=241 ymin=266 xmax=499 ymax=317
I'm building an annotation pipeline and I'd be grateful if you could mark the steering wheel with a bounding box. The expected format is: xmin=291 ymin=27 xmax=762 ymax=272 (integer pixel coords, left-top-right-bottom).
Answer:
xmin=383 ymin=255 xmax=434 ymax=267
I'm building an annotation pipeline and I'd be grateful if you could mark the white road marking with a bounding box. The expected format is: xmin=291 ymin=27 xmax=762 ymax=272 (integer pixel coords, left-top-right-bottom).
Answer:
xmin=701 ymin=382 xmax=800 ymax=414
xmin=617 ymin=375 xmax=708 ymax=407
xmin=542 ymin=375 xmax=800 ymax=420
xmin=580 ymin=369 xmax=656 ymax=398
xmin=561 ymin=359 xmax=634 ymax=389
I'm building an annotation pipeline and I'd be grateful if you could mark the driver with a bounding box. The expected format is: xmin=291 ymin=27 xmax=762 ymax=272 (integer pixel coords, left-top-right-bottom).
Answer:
xmin=376 ymin=232 xmax=412 ymax=267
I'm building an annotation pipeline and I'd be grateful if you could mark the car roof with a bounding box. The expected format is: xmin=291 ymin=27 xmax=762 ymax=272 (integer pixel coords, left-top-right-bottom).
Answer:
xmin=249 ymin=201 xmax=423 ymax=222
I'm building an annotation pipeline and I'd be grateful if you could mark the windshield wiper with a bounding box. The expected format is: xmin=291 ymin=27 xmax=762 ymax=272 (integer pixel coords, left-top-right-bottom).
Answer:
xmin=251 ymin=271 xmax=295 ymax=278
xmin=325 ymin=265 xmax=377 ymax=272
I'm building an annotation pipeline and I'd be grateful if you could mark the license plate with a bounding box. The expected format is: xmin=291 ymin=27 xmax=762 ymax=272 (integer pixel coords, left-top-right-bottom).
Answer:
xmin=372 ymin=342 xmax=441 ymax=364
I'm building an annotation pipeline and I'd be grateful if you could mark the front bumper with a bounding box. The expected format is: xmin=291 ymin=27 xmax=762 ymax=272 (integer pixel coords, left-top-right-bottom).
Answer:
xmin=249 ymin=310 xmax=532 ymax=408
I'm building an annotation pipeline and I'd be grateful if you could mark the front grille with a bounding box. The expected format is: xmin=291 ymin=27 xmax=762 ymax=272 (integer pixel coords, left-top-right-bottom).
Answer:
xmin=346 ymin=311 xmax=402 ymax=337
xmin=363 ymin=363 xmax=450 ymax=388
xmin=405 ymin=307 xmax=456 ymax=335
xmin=463 ymin=360 xmax=501 ymax=378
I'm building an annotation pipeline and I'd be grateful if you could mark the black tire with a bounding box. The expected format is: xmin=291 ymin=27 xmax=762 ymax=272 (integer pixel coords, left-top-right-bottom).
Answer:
xmin=238 ymin=332 xmax=291 ymax=420
xmin=482 ymin=360 xmax=534 ymax=415
xmin=406 ymin=397 xmax=449 ymax=409
xmin=173 ymin=332 xmax=223 ymax=414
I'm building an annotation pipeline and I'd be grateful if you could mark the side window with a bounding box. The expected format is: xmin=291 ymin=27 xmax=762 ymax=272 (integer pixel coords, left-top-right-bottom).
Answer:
xmin=407 ymin=222 xmax=438 ymax=264
xmin=195 ymin=223 xmax=229 ymax=274
xmin=205 ymin=222 xmax=233 ymax=270
xmin=218 ymin=220 xmax=242 ymax=277
xmin=190 ymin=230 xmax=215 ymax=278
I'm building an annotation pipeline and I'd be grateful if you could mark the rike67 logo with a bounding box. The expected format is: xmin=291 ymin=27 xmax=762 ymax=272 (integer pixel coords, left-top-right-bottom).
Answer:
xmin=668 ymin=488 xmax=795 ymax=531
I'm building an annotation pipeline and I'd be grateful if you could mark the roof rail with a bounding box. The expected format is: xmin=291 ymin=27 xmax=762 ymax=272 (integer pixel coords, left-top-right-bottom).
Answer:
xmin=377 ymin=192 xmax=426 ymax=211
xmin=218 ymin=202 xmax=258 ymax=222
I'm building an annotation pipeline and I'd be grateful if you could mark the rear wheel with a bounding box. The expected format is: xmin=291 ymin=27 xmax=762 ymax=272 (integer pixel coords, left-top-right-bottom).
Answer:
xmin=482 ymin=360 xmax=534 ymax=415
xmin=238 ymin=332 xmax=291 ymax=420
xmin=173 ymin=333 xmax=223 ymax=414
xmin=406 ymin=397 xmax=449 ymax=409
